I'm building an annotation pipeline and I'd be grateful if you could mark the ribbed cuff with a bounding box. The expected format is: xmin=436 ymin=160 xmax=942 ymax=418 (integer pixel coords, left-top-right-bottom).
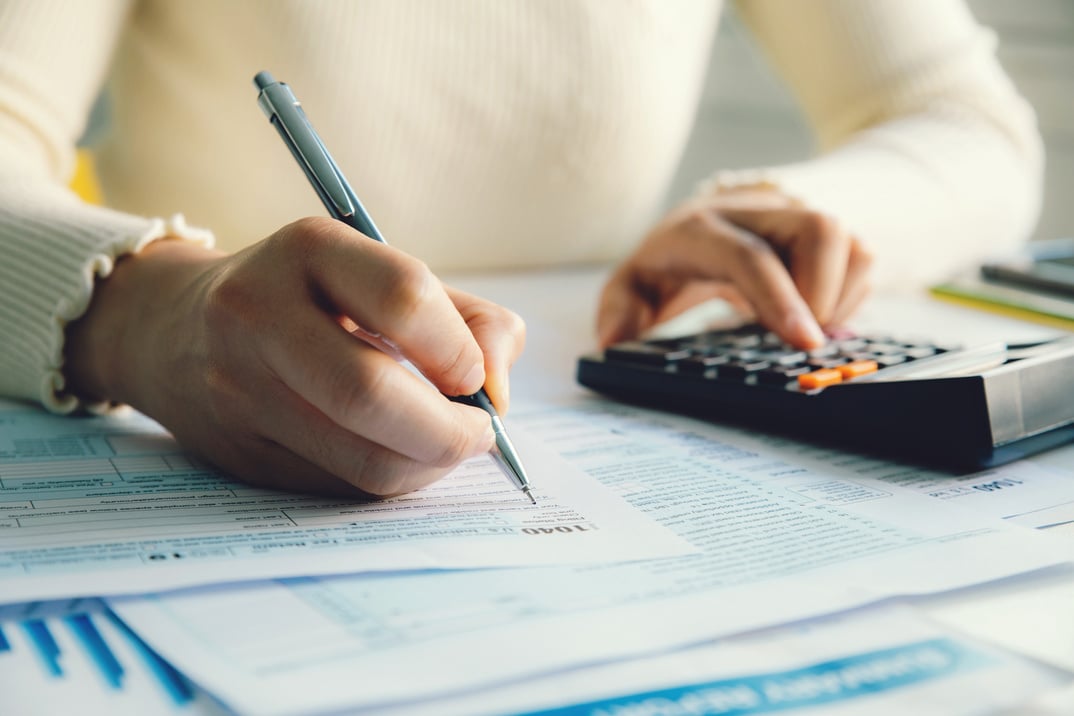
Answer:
xmin=0 ymin=180 xmax=214 ymax=413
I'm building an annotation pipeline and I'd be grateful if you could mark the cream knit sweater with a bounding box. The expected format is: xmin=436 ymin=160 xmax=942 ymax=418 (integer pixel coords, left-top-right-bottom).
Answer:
xmin=0 ymin=0 xmax=1043 ymax=411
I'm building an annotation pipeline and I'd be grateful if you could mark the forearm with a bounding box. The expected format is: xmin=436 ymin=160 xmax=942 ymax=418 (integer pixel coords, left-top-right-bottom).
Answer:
xmin=708 ymin=106 xmax=1042 ymax=287
xmin=727 ymin=0 xmax=1043 ymax=287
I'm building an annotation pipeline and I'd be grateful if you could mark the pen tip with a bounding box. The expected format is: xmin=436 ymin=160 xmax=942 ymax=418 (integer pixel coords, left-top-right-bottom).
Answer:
xmin=523 ymin=487 xmax=536 ymax=505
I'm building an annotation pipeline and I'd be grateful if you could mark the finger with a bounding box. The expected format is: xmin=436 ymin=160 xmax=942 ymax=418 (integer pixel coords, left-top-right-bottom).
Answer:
xmin=826 ymin=279 xmax=870 ymax=329
xmin=596 ymin=266 xmax=657 ymax=347
xmin=719 ymin=208 xmax=851 ymax=325
xmin=444 ymin=286 xmax=526 ymax=414
xmin=193 ymin=429 xmax=373 ymax=499
xmin=650 ymin=281 xmax=754 ymax=327
xmin=294 ymin=219 xmax=486 ymax=396
xmin=786 ymin=215 xmax=851 ymax=325
xmin=248 ymin=379 xmax=459 ymax=497
xmin=827 ymin=239 xmax=874 ymax=328
xmin=712 ymin=227 xmax=824 ymax=348
xmin=261 ymin=306 xmax=495 ymax=466
xmin=605 ymin=214 xmax=825 ymax=348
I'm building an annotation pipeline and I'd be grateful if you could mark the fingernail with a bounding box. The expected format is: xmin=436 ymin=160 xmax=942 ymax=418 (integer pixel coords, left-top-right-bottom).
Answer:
xmin=461 ymin=363 xmax=485 ymax=395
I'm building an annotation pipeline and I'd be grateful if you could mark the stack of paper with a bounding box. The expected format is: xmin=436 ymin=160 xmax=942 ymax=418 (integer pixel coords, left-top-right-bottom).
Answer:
xmin=3 ymin=395 xmax=1074 ymax=714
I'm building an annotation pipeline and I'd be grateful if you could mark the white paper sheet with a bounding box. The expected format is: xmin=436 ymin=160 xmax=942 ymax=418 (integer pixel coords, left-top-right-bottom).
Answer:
xmin=922 ymin=566 xmax=1074 ymax=674
xmin=374 ymin=606 xmax=1071 ymax=716
xmin=110 ymin=402 xmax=1073 ymax=715
xmin=0 ymin=401 xmax=691 ymax=604
xmin=723 ymin=429 xmax=1074 ymax=529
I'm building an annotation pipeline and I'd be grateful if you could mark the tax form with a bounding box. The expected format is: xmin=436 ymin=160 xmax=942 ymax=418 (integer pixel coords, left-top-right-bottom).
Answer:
xmin=110 ymin=402 xmax=1074 ymax=715
xmin=0 ymin=401 xmax=691 ymax=604
xmin=729 ymin=429 xmax=1074 ymax=529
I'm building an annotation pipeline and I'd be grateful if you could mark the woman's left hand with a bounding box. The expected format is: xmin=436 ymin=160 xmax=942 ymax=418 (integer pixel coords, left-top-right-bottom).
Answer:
xmin=596 ymin=188 xmax=874 ymax=349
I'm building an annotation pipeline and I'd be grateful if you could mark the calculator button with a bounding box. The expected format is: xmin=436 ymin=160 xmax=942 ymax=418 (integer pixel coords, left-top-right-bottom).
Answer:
xmin=605 ymin=342 xmax=691 ymax=366
xmin=806 ymin=357 xmax=847 ymax=370
xmin=874 ymin=354 xmax=907 ymax=367
xmin=757 ymin=365 xmax=812 ymax=385
xmin=642 ymin=337 xmax=688 ymax=349
xmin=762 ymin=350 xmax=807 ymax=366
xmin=842 ymin=351 xmax=877 ymax=362
xmin=836 ymin=360 xmax=879 ymax=379
xmin=719 ymin=360 xmax=771 ymax=381
xmin=833 ymin=338 xmax=868 ymax=353
xmin=867 ymin=343 xmax=905 ymax=354
xmin=727 ymin=349 xmax=762 ymax=361
xmin=807 ymin=345 xmax=839 ymax=358
xmin=678 ymin=354 xmax=729 ymax=374
xmin=727 ymin=334 xmax=762 ymax=349
xmin=797 ymin=368 xmax=843 ymax=390
xmin=904 ymin=347 xmax=938 ymax=359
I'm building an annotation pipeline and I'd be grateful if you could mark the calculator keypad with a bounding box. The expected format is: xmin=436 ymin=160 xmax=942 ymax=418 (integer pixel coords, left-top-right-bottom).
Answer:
xmin=603 ymin=326 xmax=952 ymax=392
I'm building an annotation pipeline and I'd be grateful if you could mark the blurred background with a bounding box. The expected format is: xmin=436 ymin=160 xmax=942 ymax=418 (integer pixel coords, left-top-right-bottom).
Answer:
xmin=668 ymin=0 xmax=1074 ymax=241
xmin=75 ymin=1 xmax=1071 ymax=242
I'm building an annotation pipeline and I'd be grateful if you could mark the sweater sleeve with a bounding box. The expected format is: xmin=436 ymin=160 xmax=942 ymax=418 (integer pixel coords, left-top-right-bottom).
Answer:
xmin=0 ymin=0 xmax=212 ymax=412
xmin=711 ymin=0 xmax=1043 ymax=288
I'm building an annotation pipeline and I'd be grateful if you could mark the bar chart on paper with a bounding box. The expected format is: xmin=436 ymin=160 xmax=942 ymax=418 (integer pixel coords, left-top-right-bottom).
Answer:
xmin=0 ymin=599 xmax=218 ymax=713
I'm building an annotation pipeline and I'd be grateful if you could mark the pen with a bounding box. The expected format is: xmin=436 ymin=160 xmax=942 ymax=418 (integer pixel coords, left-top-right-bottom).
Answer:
xmin=252 ymin=71 xmax=536 ymax=505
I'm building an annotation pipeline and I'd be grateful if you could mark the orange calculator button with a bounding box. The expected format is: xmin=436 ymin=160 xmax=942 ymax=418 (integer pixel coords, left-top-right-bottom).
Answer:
xmin=837 ymin=360 xmax=879 ymax=379
xmin=797 ymin=368 xmax=843 ymax=390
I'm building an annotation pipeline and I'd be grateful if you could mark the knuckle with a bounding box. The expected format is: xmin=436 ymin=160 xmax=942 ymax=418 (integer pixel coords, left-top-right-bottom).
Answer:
xmin=436 ymin=344 xmax=477 ymax=392
xmin=381 ymin=256 xmax=436 ymax=322
xmin=803 ymin=210 xmax=835 ymax=235
xmin=852 ymin=241 xmax=876 ymax=270
xmin=729 ymin=237 xmax=771 ymax=275
xmin=502 ymin=308 xmax=527 ymax=345
xmin=432 ymin=416 xmax=481 ymax=468
xmin=328 ymin=357 xmax=388 ymax=426
xmin=282 ymin=216 xmax=340 ymax=247
xmin=269 ymin=216 xmax=341 ymax=265
xmin=802 ymin=212 xmax=844 ymax=248
xmin=203 ymin=270 xmax=258 ymax=332
xmin=680 ymin=208 xmax=717 ymax=237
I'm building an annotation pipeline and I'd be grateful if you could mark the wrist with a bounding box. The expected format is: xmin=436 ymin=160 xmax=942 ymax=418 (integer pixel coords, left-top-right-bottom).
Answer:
xmin=64 ymin=238 xmax=224 ymax=409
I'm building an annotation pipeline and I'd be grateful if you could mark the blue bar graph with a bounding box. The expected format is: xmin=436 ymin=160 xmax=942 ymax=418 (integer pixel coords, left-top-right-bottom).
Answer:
xmin=1 ymin=604 xmax=199 ymax=709
xmin=66 ymin=613 xmax=125 ymax=689
xmin=22 ymin=618 xmax=63 ymax=677
xmin=106 ymin=609 xmax=194 ymax=706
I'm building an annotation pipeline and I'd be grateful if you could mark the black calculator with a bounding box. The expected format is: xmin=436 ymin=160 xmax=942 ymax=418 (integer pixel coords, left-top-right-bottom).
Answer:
xmin=577 ymin=325 xmax=1074 ymax=469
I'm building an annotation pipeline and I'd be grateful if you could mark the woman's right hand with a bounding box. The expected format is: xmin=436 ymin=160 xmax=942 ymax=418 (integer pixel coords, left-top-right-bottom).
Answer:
xmin=64 ymin=217 xmax=526 ymax=497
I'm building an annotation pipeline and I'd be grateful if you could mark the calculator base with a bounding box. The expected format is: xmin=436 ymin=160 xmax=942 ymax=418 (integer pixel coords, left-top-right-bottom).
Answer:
xmin=576 ymin=356 xmax=1070 ymax=471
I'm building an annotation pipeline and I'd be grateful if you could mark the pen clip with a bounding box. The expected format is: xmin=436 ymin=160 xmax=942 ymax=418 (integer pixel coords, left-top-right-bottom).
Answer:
xmin=254 ymin=74 xmax=356 ymax=220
